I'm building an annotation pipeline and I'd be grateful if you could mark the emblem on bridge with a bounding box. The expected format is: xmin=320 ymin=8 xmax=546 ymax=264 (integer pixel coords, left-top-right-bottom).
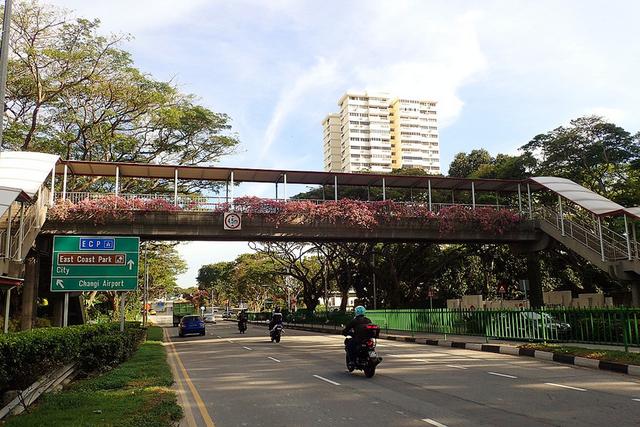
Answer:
xmin=50 ymin=236 xmax=140 ymax=292
xmin=224 ymin=212 xmax=242 ymax=230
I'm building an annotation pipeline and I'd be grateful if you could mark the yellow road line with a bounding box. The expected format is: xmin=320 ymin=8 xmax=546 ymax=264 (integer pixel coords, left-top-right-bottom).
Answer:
xmin=165 ymin=329 xmax=216 ymax=427
xmin=164 ymin=329 xmax=198 ymax=427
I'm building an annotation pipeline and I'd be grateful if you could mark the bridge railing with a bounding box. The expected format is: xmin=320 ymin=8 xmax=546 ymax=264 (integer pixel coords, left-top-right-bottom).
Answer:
xmin=56 ymin=192 xmax=520 ymax=214
xmin=535 ymin=204 xmax=636 ymax=261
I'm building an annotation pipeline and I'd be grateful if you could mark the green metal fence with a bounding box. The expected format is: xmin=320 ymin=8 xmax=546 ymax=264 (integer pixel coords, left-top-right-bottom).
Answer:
xmin=250 ymin=308 xmax=640 ymax=348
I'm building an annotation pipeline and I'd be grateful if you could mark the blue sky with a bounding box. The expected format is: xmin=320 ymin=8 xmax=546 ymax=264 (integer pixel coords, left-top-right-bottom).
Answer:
xmin=49 ymin=0 xmax=640 ymax=286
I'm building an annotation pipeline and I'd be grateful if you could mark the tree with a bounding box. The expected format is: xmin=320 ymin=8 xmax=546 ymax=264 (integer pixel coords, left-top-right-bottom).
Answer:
xmin=448 ymin=149 xmax=493 ymax=178
xmin=2 ymin=1 xmax=239 ymax=192
xmin=521 ymin=116 xmax=640 ymax=206
xmin=197 ymin=261 xmax=234 ymax=303
xmin=249 ymin=242 xmax=325 ymax=312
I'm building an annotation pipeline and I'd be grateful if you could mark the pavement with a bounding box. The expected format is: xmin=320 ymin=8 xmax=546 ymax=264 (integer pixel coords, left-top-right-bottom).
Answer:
xmin=164 ymin=320 xmax=640 ymax=427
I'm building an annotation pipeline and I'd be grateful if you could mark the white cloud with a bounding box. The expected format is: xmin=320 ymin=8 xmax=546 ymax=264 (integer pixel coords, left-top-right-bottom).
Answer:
xmin=46 ymin=0 xmax=208 ymax=33
xmin=261 ymin=57 xmax=340 ymax=159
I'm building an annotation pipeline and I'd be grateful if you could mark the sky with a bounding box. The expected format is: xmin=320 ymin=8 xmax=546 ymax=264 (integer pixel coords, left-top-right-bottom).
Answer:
xmin=47 ymin=0 xmax=640 ymax=286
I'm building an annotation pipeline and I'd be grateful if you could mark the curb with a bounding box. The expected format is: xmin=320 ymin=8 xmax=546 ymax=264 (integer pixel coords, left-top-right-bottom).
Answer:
xmin=247 ymin=321 xmax=640 ymax=378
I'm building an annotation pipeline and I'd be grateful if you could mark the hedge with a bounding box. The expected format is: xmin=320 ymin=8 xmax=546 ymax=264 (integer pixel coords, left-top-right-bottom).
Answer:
xmin=0 ymin=323 xmax=146 ymax=394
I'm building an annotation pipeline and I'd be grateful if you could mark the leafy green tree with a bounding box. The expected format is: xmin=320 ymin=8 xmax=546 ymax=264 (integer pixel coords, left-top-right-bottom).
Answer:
xmin=3 ymin=1 xmax=239 ymax=192
xmin=448 ymin=149 xmax=493 ymax=178
xmin=521 ymin=116 xmax=640 ymax=206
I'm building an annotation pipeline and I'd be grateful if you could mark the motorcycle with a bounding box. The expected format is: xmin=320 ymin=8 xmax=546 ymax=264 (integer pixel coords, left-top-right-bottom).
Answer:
xmin=270 ymin=324 xmax=284 ymax=343
xmin=238 ymin=319 xmax=247 ymax=334
xmin=344 ymin=324 xmax=383 ymax=378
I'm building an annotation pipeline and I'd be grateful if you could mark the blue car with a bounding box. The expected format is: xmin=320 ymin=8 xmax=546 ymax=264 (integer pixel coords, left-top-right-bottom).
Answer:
xmin=178 ymin=315 xmax=205 ymax=337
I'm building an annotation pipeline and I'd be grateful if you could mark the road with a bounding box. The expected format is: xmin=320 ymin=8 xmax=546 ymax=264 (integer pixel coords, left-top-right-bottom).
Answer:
xmin=165 ymin=321 xmax=640 ymax=427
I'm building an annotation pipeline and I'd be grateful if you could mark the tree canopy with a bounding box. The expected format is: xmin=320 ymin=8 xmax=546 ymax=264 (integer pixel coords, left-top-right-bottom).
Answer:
xmin=3 ymin=1 xmax=239 ymax=173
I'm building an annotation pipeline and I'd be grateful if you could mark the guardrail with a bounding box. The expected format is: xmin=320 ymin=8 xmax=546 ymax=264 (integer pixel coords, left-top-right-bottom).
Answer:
xmin=250 ymin=308 xmax=640 ymax=349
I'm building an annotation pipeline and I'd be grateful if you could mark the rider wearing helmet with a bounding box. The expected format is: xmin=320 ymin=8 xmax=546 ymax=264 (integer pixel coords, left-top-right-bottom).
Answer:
xmin=268 ymin=306 xmax=283 ymax=330
xmin=342 ymin=305 xmax=372 ymax=368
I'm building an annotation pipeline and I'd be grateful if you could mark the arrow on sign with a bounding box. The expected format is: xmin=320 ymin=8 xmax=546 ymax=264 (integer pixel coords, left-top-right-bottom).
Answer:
xmin=56 ymin=279 xmax=64 ymax=289
xmin=127 ymin=259 xmax=135 ymax=270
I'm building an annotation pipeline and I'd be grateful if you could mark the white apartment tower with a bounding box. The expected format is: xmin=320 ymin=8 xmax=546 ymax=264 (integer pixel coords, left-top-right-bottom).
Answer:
xmin=323 ymin=91 xmax=440 ymax=174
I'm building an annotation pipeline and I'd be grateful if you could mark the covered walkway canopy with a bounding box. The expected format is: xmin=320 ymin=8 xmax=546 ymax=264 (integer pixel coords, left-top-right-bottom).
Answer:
xmin=530 ymin=177 xmax=640 ymax=220
xmin=54 ymin=159 xmax=638 ymax=220
xmin=56 ymin=159 xmax=539 ymax=192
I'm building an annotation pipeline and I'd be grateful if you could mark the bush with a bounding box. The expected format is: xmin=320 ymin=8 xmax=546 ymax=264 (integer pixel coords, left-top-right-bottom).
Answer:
xmin=0 ymin=323 xmax=146 ymax=394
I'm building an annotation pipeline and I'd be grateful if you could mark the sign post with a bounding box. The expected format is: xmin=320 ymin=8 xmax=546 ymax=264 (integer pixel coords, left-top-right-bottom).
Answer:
xmin=120 ymin=293 xmax=126 ymax=332
xmin=63 ymin=292 xmax=69 ymax=327
xmin=50 ymin=236 xmax=140 ymax=293
xmin=428 ymin=286 xmax=435 ymax=310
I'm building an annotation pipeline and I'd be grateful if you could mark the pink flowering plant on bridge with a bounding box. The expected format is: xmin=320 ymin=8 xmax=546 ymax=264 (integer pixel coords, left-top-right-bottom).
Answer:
xmin=50 ymin=195 xmax=523 ymax=233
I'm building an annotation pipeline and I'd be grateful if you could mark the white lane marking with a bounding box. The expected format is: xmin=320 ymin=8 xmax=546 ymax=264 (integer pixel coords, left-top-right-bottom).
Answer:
xmin=488 ymin=371 xmax=517 ymax=379
xmin=632 ymin=398 xmax=640 ymax=402
xmin=422 ymin=418 xmax=449 ymax=427
xmin=216 ymin=335 xmax=221 ymax=338
xmin=544 ymin=382 xmax=587 ymax=392
xmin=227 ymin=339 xmax=234 ymax=343
xmin=412 ymin=359 xmax=428 ymax=363
xmin=268 ymin=356 xmax=281 ymax=363
xmin=243 ymin=346 xmax=253 ymax=351
xmin=446 ymin=365 xmax=468 ymax=370
xmin=313 ymin=375 xmax=341 ymax=386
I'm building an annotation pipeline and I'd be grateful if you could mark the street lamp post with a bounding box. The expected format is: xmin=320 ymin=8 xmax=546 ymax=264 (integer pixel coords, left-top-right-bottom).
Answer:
xmin=371 ymin=251 xmax=377 ymax=310
xmin=0 ymin=0 xmax=13 ymax=148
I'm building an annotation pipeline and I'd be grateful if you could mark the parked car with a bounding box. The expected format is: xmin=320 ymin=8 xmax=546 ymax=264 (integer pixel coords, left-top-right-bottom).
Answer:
xmin=222 ymin=311 xmax=232 ymax=319
xmin=204 ymin=314 xmax=216 ymax=324
xmin=178 ymin=315 xmax=205 ymax=337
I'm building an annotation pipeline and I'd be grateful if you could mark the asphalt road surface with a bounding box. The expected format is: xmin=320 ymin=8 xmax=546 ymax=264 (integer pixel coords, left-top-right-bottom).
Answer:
xmin=165 ymin=321 xmax=640 ymax=427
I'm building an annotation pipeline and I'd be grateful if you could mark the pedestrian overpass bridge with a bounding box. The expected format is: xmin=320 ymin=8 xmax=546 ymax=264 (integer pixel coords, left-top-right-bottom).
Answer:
xmin=1 ymin=152 xmax=639 ymax=330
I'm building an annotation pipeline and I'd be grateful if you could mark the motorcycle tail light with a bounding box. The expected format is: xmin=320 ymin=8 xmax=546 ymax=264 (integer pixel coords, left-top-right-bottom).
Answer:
xmin=366 ymin=339 xmax=374 ymax=348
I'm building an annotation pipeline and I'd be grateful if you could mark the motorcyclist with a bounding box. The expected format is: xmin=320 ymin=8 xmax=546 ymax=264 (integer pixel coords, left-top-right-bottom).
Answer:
xmin=237 ymin=309 xmax=248 ymax=330
xmin=268 ymin=306 xmax=284 ymax=331
xmin=342 ymin=305 xmax=372 ymax=368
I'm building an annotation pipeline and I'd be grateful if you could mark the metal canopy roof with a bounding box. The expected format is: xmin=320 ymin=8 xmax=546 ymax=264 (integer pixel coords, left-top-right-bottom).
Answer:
xmin=625 ymin=207 xmax=640 ymax=219
xmin=0 ymin=275 xmax=24 ymax=290
xmin=0 ymin=186 xmax=31 ymax=218
xmin=529 ymin=177 xmax=638 ymax=219
xmin=56 ymin=160 xmax=538 ymax=193
xmin=0 ymin=151 xmax=59 ymax=197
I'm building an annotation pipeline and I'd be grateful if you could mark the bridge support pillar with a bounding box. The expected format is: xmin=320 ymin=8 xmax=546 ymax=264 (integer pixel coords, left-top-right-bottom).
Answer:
xmin=527 ymin=253 xmax=544 ymax=308
xmin=631 ymin=282 xmax=640 ymax=307
xmin=20 ymin=254 xmax=39 ymax=331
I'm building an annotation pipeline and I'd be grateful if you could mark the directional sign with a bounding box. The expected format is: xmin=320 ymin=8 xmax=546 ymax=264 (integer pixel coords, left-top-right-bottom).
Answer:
xmin=50 ymin=236 xmax=140 ymax=292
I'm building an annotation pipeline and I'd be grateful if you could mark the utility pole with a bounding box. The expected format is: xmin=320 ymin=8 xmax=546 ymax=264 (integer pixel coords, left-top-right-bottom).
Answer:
xmin=0 ymin=0 xmax=12 ymax=148
xmin=371 ymin=251 xmax=377 ymax=310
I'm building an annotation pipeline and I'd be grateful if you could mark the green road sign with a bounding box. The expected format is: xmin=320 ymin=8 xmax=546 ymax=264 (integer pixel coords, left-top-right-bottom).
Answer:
xmin=50 ymin=236 xmax=140 ymax=292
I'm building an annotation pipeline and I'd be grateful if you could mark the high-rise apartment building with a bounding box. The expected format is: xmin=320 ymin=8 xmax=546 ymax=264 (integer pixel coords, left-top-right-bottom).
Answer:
xmin=323 ymin=91 xmax=440 ymax=174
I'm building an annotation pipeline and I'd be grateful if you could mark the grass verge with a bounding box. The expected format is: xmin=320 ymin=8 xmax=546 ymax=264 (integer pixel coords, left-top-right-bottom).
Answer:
xmin=520 ymin=343 xmax=640 ymax=366
xmin=4 ymin=326 xmax=182 ymax=427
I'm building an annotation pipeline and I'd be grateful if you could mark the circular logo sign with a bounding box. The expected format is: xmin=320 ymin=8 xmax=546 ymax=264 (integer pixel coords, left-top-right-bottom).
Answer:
xmin=224 ymin=212 xmax=242 ymax=230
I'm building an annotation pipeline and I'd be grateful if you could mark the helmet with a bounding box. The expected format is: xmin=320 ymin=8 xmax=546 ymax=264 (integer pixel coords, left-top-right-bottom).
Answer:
xmin=354 ymin=305 xmax=366 ymax=316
